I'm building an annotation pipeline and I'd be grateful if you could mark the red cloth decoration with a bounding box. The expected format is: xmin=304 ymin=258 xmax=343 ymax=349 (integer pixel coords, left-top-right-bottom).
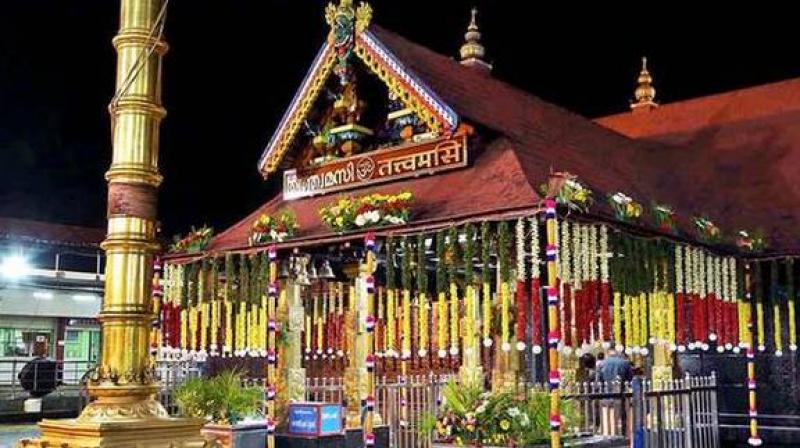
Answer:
xmin=516 ymin=280 xmax=527 ymax=345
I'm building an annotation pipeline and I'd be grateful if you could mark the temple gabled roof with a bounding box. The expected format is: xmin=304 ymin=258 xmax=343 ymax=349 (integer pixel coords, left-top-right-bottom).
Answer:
xmin=201 ymin=25 xmax=800 ymax=256
xmin=0 ymin=217 xmax=105 ymax=248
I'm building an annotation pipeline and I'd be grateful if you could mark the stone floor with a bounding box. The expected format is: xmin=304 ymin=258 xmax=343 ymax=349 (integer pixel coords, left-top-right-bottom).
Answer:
xmin=0 ymin=425 xmax=39 ymax=448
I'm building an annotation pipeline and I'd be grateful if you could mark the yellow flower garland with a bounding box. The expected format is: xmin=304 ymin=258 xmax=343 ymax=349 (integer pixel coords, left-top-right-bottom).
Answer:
xmin=613 ymin=292 xmax=622 ymax=349
xmin=387 ymin=290 xmax=396 ymax=355
xmin=482 ymin=282 xmax=492 ymax=346
xmin=419 ymin=293 xmax=429 ymax=356
xmin=437 ymin=291 xmax=448 ymax=356
xmin=449 ymin=283 xmax=459 ymax=354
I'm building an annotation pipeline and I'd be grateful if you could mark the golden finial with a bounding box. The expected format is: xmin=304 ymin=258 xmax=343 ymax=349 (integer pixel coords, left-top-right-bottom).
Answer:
xmin=631 ymin=56 xmax=658 ymax=111
xmin=459 ymin=7 xmax=491 ymax=72
xmin=325 ymin=1 xmax=372 ymax=37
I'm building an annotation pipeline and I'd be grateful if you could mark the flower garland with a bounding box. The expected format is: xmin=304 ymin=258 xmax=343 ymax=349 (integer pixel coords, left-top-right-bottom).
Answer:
xmin=417 ymin=234 xmax=430 ymax=357
xmin=771 ymin=261 xmax=783 ymax=356
xmin=385 ymin=237 xmax=397 ymax=358
xmin=224 ymin=254 xmax=234 ymax=355
xmin=515 ymin=219 xmax=527 ymax=351
xmin=787 ymin=259 xmax=797 ymax=352
xmin=755 ymin=262 xmax=765 ymax=352
xmin=599 ymin=225 xmax=611 ymax=346
xmin=170 ymin=225 xmax=213 ymax=254
xmin=436 ymin=231 xmax=449 ymax=358
xmin=559 ymin=220 xmax=572 ymax=349
xmin=608 ymin=192 xmax=643 ymax=222
xmin=448 ymin=226 xmax=460 ymax=357
xmin=249 ymin=211 xmax=299 ymax=245
xmin=675 ymin=245 xmax=686 ymax=351
xmin=481 ymin=222 xmax=493 ymax=348
xmin=402 ymin=237 xmax=413 ymax=360
xmin=319 ymin=191 xmax=413 ymax=232
xmin=463 ymin=224 xmax=477 ymax=357
xmin=530 ymin=217 xmax=543 ymax=354
xmin=498 ymin=221 xmax=512 ymax=352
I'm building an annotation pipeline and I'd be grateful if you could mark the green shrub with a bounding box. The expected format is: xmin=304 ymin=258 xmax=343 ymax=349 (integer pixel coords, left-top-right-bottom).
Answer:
xmin=175 ymin=369 xmax=262 ymax=425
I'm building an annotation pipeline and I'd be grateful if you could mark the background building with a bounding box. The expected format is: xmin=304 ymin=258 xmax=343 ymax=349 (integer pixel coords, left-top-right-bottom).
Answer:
xmin=0 ymin=217 xmax=104 ymax=383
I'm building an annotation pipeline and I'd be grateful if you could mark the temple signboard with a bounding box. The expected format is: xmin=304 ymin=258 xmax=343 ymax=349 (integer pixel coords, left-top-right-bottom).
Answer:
xmin=283 ymin=133 xmax=468 ymax=200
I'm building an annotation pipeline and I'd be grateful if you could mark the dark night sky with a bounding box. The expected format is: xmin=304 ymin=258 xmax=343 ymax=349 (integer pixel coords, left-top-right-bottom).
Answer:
xmin=1 ymin=2 xmax=798 ymax=239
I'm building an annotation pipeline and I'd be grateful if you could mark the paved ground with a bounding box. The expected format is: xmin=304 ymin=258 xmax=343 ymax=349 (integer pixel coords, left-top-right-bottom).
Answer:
xmin=0 ymin=425 xmax=39 ymax=448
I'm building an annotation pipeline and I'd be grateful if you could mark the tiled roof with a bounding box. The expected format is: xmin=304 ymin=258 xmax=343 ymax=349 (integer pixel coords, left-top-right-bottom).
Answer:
xmin=0 ymin=217 xmax=105 ymax=248
xmin=200 ymin=26 xmax=800 ymax=255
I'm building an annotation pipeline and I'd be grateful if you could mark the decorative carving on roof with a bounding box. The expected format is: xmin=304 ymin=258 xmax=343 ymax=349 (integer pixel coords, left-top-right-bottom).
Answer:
xmin=258 ymin=3 xmax=458 ymax=178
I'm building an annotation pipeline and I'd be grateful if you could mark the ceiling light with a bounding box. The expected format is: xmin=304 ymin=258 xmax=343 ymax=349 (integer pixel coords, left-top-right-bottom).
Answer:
xmin=0 ymin=255 xmax=31 ymax=279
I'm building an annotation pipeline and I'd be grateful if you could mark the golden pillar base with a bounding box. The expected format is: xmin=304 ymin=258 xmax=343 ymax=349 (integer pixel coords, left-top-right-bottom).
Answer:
xmin=19 ymin=416 xmax=208 ymax=448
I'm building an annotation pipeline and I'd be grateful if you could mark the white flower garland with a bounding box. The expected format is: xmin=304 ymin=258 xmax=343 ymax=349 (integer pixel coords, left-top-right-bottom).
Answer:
xmin=560 ymin=221 xmax=571 ymax=284
xmin=589 ymin=225 xmax=598 ymax=282
xmin=675 ymin=246 xmax=684 ymax=294
xmin=599 ymin=225 xmax=609 ymax=283
xmin=516 ymin=219 xmax=526 ymax=281
xmin=530 ymin=217 xmax=540 ymax=279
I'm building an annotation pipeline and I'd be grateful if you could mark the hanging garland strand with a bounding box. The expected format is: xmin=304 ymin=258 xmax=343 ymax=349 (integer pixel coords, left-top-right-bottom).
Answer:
xmin=787 ymin=259 xmax=797 ymax=352
xmin=448 ymin=226 xmax=461 ymax=357
xmin=498 ymin=221 xmax=512 ymax=352
xmin=417 ymin=234 xmax=430 ymax=357
xmin=464 ymin=224 xmax=477 ymax=356
xmin=436 ymin=231 xmax=448 ymax=358
xmin=385 ymin=237 xmax=397 ymax=358
xmin=755 ymin=262 xmax=766 ymax=352
xmin=516 ymin=219 xmax=528 ymax=351
xmin=481 ymin=222 xmax=493 ymax=348
xmin=530 ymin=217 xmax=543 ymax=354
xmin=771 ymin=260 xmax=783 ymax=356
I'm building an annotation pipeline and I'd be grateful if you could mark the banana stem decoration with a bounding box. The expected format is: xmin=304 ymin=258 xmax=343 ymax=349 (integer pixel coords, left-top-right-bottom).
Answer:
xmin=363 ymin=232 xmax=378 ymax=447
xmin=266 ymin=245 xmax=278 ymax=447
xmin=544 ymin=198 xmax=562 ymax=448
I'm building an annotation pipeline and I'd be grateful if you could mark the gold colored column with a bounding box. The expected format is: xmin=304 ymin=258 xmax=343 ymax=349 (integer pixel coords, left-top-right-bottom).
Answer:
xmin=21 ymin=1 xmax=206 ymax=446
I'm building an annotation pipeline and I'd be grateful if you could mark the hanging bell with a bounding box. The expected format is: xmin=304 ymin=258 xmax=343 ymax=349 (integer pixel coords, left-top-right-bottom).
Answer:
xmin=295 ymin=257 xmax=311 ymax=286
xmin=319 ymin=259 xmax=336 ymax=279
xmin=308 ymin=260 xmax=319 ymax=280
xmin=278 ymin=260 xmax=291 ymax=278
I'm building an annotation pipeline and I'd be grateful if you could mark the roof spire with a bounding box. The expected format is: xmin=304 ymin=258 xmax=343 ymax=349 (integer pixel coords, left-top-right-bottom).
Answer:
xmin=631 ymin=56 xmax=658 ymax=112
xmin=459 ymin=7 xmax=492 ymax=73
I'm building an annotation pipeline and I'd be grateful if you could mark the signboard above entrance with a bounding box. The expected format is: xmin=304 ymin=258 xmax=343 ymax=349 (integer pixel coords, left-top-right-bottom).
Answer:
xmin=283 ymin=133 xmax=469 ymax=200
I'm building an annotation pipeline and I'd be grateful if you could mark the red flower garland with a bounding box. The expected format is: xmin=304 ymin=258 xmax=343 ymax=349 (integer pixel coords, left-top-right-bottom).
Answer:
xmin=516 ymin=280 xmax=527 ymax=348
xmin=531 ymin=277 xmax=543 ymax=350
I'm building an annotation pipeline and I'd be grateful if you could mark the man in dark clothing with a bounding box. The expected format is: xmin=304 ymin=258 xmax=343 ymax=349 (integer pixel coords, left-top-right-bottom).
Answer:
xmin=599 ymin=350 xmax=633 ymax=383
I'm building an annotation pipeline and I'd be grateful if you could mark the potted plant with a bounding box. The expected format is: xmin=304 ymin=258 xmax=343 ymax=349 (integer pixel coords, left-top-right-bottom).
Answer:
xmin=175 ymin=370 xmax=265 ymax=448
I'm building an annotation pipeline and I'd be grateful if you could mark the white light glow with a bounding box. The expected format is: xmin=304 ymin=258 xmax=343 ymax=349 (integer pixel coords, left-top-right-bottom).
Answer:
xmin=33 ymin=291 xmax=54 ymax=300
xmin=0 ymin=255 xmax=31 ymax=279
xmin=72 ymin=294 xmax=99 ymax=302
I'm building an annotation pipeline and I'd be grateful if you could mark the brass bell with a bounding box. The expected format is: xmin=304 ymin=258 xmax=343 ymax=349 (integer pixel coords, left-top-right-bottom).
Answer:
xmin=308 ymin=261 xmax=319 ymax=280
xmin=319 ymin=259 xmax=336 ymax=279
xmin=278 ymin=260 xmax=291 ymax=278
xmin=295 ymin=257 xmax=311 ymax=286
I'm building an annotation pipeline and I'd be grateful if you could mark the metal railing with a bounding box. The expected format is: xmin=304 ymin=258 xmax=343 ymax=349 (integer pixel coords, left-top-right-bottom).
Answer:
xmin=0 ymin=359 xmax=95 ymax=399
xmin=74 ymin=362 xmax=719 ymax=448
